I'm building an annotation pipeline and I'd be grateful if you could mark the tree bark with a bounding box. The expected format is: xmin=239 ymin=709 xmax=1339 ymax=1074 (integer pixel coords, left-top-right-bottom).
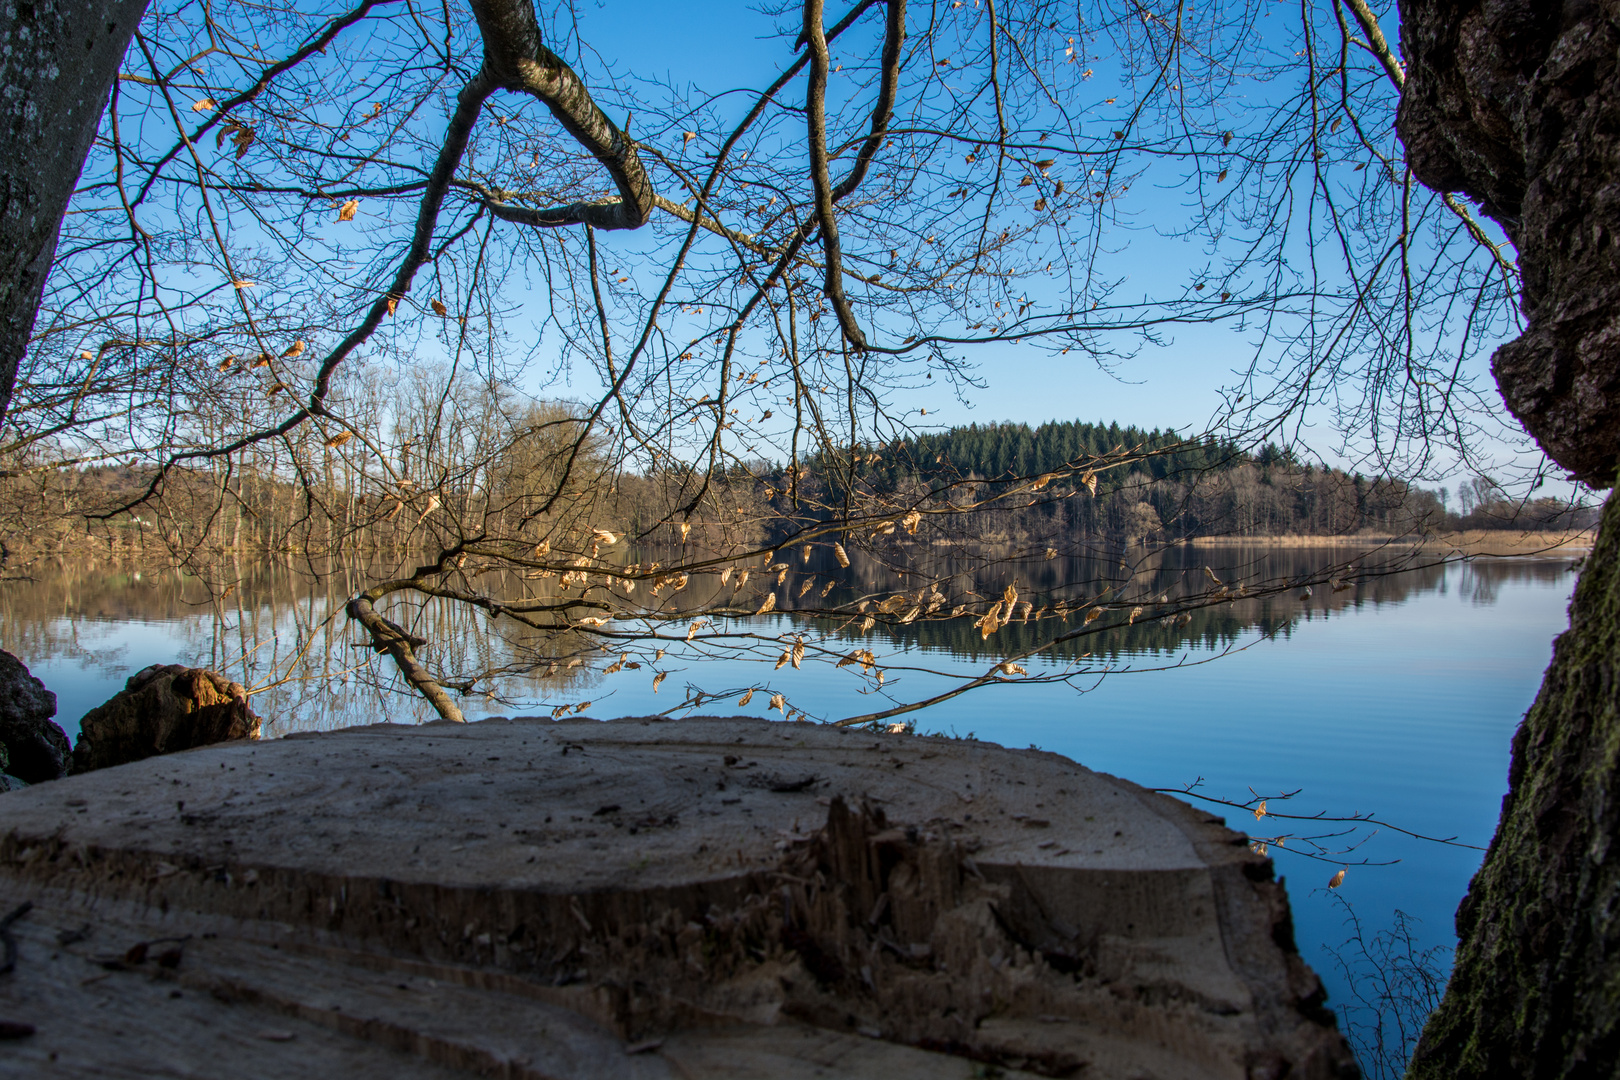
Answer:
xmin=1398 ymin=0 xmax=1620 ymax=487
xmin=0 ymin=0 xmax=147 ymax=433
xmin=1397 ymin=0 xmax=1620 ymax=1074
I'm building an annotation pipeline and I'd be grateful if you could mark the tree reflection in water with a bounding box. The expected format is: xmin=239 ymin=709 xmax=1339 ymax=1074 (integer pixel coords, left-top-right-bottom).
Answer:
xmin=0 ymin=545 xmax=1579 ymax=736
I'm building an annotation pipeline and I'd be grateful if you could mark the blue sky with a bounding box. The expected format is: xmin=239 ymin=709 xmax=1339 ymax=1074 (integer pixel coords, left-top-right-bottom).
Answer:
xmin=570 ymin=0 xmax=1255 ymax=433
xmin=535 ymin=1 xmax=1534 ymax=485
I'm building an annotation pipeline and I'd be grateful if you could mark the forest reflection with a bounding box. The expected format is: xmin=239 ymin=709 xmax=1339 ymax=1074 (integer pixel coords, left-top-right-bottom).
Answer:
xmin=0 ymin=544 xmax=1578 ymax=735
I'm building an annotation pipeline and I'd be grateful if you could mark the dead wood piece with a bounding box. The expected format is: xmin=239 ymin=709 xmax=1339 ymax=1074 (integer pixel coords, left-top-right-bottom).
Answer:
xmin=72 ymin=665 xmax=260 ymax=773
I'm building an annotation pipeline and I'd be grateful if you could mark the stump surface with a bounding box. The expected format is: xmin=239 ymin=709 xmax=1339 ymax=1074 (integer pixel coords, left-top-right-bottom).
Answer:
xmin=0 ymin=715 xmax=1357 ymax=1079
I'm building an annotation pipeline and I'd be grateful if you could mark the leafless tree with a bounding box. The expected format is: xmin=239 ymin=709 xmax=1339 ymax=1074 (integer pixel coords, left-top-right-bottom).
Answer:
xmin=0 ymin=0 xmax=1530 ymax=725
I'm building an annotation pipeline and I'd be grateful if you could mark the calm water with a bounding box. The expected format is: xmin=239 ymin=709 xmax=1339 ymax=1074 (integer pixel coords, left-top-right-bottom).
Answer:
xmin=0 ymin=546 xmax=1580 ymax=1045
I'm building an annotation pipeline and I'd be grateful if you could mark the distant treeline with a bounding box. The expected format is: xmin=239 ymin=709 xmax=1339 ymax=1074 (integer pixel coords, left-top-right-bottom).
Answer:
xmin=0 ymin=416 xmax=1594 ymax=560
xmin=785 ymin=419 xmax=1597 ymax=545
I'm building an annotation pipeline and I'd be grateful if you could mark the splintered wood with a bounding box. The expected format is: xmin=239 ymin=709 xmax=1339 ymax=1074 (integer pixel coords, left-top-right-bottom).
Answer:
xmin=0 ymin=716 xmax=1356 ymax=1079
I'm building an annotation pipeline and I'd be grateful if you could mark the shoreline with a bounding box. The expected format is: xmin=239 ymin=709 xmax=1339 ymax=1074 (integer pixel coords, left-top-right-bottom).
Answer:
xmin=1182 ymin=529 xmax=1593 ymax=554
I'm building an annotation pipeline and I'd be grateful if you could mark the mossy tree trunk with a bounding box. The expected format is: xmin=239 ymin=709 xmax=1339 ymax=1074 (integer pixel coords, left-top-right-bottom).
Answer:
xmin=1407 ymin=487 xmax=1620 ymax=1077
xmin=1396 ymin=1 xmax=1620 ymax=1074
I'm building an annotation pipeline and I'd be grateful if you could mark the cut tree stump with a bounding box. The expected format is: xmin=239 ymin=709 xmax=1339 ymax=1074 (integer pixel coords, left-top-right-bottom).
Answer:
xmin=0 ymin=715 xmax=1358 ymax=1079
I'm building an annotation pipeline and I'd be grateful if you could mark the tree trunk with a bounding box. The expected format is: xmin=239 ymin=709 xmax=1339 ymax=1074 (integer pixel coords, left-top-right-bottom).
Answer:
xmin=1396 ymin=0 xmax=1620 ymax=1074
xmin=0 ymin=0 xmax=147 ymax=432
xmin=1407 ymin=489 xmax=1620 ymax=1076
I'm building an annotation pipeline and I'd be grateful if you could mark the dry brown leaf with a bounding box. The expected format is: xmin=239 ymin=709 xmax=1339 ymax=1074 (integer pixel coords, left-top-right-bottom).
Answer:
xmin=191 ymin=97 xmax=216 ymax=112
xmin=1254 ymin=800 xmax=1268 ymax=819
xmin=1084 ymin=608 xmax=1103 ymax=625
xmin=431 ymin=299 xmax=448 ymax=317
xmin=738 ymin=689 xmax=754 ymax=706
xmin=1080 ymin=471 xmax=1098 ymax=496
xmin=833 ymin=542 xmax=850 ymax=567
xmin=792 ymin=640 xmax=805 ymax=668
xmin=652 ymin=671 xmax=667 ymax=693
xmin=1328 ymin=867 xmax=1346 ymax=889
xmin=755 ymin=592 xmax=776 ymax=616
xmin=281 ymin=340 xmax=305 ymax=358
xmin=337 ymin=199 xmax=359 ymax=222
xmin=769 ymin=693 xmax=786 ymax=714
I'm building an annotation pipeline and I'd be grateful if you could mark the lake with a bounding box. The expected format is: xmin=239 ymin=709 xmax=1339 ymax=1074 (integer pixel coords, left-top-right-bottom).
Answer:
xmin=0 ymin=543 xmax=1580 ymax=1064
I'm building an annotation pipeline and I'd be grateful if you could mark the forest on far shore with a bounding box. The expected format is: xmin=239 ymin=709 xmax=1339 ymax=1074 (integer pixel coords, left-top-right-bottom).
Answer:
xmin=2 ymin=412 xmax=1594 ymax=563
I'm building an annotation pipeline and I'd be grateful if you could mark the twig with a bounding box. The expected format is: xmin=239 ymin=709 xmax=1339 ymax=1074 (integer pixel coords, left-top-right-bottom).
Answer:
xmin=0 ymin=901 xmax=34 ymax=975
